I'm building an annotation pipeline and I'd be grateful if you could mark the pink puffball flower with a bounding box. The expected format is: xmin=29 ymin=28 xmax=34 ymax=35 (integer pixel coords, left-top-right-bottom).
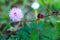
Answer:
xmin=9 ymin=7 xmax=23 ymax=22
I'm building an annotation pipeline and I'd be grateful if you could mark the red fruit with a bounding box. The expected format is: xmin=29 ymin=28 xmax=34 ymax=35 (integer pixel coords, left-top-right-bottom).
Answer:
xmin=37 ymin=13 xmax=44 ymax=19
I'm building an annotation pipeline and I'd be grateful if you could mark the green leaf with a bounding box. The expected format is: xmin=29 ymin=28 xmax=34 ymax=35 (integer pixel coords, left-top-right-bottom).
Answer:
xmin=38 ymin=0 xmax=45 ymax=6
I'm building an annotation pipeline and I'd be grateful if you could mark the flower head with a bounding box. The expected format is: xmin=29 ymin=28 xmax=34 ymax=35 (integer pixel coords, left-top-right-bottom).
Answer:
xmin=9 ymin=7 xmax=23 ymax=22
xmin=31 ymin=2 xmax=40 ymax=9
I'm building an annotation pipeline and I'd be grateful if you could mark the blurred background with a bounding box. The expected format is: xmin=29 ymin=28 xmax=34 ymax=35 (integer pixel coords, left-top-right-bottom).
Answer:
xmin=0 ymin=0 xmax=60 ymax=40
